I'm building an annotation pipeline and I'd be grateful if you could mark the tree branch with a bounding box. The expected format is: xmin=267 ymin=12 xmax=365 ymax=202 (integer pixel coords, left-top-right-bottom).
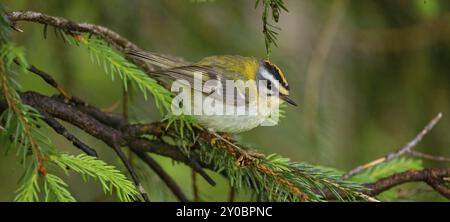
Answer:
xmin=365 ymin=168 xmax=450 ymax=199
xmin=6 ymin=11 xmax=138 ymax=51
xmin=6 ymin=10 xmax=185 ymax=73
xmin=133 ymin=150 xmax=189 ymax=202
xmin=17 ymin=91 xmax=209 ymax=198
xmin=408 ymin=150 xmax=450 ymax=163
xmin=2 ymin=91 xmax=448 ymax=201
xmin=111 ymin=142 xmax=150 ymax=202
xmin=3 ymin=10 xmax=449 ymax=202
xmin=343 ymin=113 xmax=443 ymax=179
xmin=40 ymin=112 xmax=98 ymax=157
xmin=26 ymin=64 xmax=71 ymax=100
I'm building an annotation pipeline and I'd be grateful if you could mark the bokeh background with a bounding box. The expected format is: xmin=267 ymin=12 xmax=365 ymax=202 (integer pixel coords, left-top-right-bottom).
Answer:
xmin=1 ymin=0 xmax=449 ymax=201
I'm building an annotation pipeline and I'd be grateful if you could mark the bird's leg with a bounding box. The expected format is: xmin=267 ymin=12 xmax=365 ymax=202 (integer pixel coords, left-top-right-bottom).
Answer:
xmin=207 ymin=129 xmax=242 ymax=152
xmin=207 ymin=129 xmax=255 ymax=167
xmin=221 ymin=132 xmax=234 ymax=141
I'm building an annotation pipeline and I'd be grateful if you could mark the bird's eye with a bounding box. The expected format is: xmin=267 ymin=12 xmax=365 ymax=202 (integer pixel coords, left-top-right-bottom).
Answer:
xmin=266 ymin=81 xmax=274 ymax=96
xmin=267 ymin=81 xmax=272 ymax=90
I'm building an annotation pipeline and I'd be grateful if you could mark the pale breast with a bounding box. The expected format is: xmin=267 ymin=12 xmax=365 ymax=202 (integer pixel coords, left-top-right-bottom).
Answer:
xmin=193 ymin=96 xmax=282 ymax=133
xmin=195 ymin=113 xmax=267 ymax=133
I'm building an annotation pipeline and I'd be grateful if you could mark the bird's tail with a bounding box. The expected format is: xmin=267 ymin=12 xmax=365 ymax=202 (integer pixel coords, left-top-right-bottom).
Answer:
xmin=126 ymin=49 xmax=189 ymax=69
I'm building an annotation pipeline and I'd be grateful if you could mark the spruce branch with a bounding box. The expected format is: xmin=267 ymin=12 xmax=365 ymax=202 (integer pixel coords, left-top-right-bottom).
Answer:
xmin=255 ymin=0 xmax=288 ymax=56
xmin=110 ymin=142 xmax=150 ymax=202
xmin=0 ymin=45 xmax=47 ymax=175
xmin=14 ymin=173 xmax=39 ymax=202
xmin=343 ymin=113 xmax=444 ymax=179
xmin=40 ymin=112 xmax=98 ymax=157
xmin=3 ymin=9 xmax=450 ymax=202
xmin=17 ymin=91 xmax=189 ymax=201
xmin=349 ymin=158 xmax=424 ymax=184
xmin=5 ymin=10 xmax=178 ymax=75
xmin=192 ymin=169 xmax=200 ymax=201
xmin=1 ymin=17 xmax=80 ymax=202
xmin=133 ymin=150 xmax=189 ymax=202
xmin=43 ymin=174 xmax=76 ymax=202
xmin=408 ymin=150 xmax=450 ymax=163
xmin=7 ymin=91 xmax=450 ymax=201
xmin=81 ymin=37 xmax=173 ymax=113
xmin=25 ymin=64 xmax=71 ymax=100
xmin=5 ymin=11 xmax=138 ymax=51
xmin=50 ymin=154 xmax=140 ymax=202
xmin=0 ymin=30 xmax=139 ymax=201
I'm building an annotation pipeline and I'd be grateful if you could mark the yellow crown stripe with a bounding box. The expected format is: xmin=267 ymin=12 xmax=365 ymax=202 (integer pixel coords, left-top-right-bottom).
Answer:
xmin=264 ymin=59 xmax=288 ymax=86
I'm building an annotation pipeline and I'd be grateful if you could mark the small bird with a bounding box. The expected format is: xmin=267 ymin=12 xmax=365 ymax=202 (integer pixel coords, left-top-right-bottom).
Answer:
xmin=127 ymin=50 xmax=296 ymax=134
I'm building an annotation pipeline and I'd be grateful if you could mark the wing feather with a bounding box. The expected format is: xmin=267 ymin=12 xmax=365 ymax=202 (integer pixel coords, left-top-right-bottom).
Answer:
xmin=152 ymin=66 xmax=253 ymax=106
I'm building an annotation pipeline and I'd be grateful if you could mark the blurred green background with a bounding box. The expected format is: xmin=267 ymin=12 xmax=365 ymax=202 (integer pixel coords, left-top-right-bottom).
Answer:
xmin=1 ymin=0 xmax=450 ymax=201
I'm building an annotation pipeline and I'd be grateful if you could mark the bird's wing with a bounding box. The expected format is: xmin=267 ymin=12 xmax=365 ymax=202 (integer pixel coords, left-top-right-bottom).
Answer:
xmin=151 ymin=65 xmax=254 ymax=106
xmin=126 ymin=49 xmax=190 ymax=69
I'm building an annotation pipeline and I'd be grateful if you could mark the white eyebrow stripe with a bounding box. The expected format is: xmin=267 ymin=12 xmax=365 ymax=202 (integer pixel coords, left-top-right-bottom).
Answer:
xmin=260 ymin=67 xmax=281 ymax=91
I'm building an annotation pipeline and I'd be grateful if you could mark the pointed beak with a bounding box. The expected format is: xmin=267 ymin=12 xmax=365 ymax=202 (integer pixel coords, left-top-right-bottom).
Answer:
xmin=280 ymin=95 xmax=298 ymax=106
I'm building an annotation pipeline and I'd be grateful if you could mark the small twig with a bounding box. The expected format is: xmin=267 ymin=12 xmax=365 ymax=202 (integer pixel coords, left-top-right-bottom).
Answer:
xmin=343 ymin=113 xmax=443 ymax=179
xmin=24 ymin=91 xmax=217 ymax=188
xmin=133 ymin=150 xmax=189 ymax=202
xmin=11 ymin=92 xmax=450 ymax=201
xmin=365 ymin=168 xmax=450 ymax=199
xmin=322 ymin=168 xmax=450 ymax=200
xmin=5 ymin=10 xmax=448 ymax=201
xmin=27 ymin=64 xmax=71 ymax=100
xmin=13 ymin=61 xmax=71 ymax=100
xmin=40 ymin=112 xmax=97 ymax=157
xmin=187 ymin=155 xmax=217 ymax=186
xmin=111 ymin=142 xmax=149 ymax=202
xmin=123 ymin=123 xmax=216 ymax=186
xmin=8 ymin=19 xmax=23 ymax=33
xmin=122 ymin=84 xmax=136 ymax=175
xmin=192 ymin=169 xmax=199 ymax=201
xmin=6 ymin=11 xmax=137 ymax=51
xmin=408 ymin=150 xmax=450 ymax=162
xmin=228 ymin=186 xmax=236 ymax=202
xmin=122 ymin=83 xmax=129 ymax=120
xmin=63 ymin=95 xmax=127 ymax=129
xmin=6 ymin=10 xmax=174 ymax=74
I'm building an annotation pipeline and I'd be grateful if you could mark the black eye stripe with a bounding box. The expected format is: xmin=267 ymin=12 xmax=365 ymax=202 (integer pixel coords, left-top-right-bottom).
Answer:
xmin=264 ymin=61 xmax=289 ymax=90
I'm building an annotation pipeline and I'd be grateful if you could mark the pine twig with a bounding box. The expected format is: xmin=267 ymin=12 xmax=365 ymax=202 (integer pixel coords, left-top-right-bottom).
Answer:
xmin=364 ymin=168 xmax=450 ymax=199
xmin=13 ymin=60 xmax=70 ymax=100
xmin=408 ymin=150 xmax=450 ymax=162
xmin=111 ymin=143 xmax=150 ymax=202
xmin=26 ymin=64 xmax=71 ymax=100
xmin=228 ymin=186 xmax=236 ymax=202
xmin=322 ymin=168 xmax=450 ymax=200
xmin=0 ymin=61 xmax=47 ymax=176
xmin=133 ymin=150 xmax=189 ymax=202
xmin=6 ymin=10 xmax=449 ymax=201
xmin=192 ymin=169 xmax=199 ymax=201
xmin=122 ymin=83 xmax=136 ymax=184
xmin=123 ymin=123 xmax=216 ymax=186
xmin=40 ymin=112 xmax=98 ymax=157
xmin=343 ymin=113 xmax=443 ymax=179
xmin=10 ymin=92 xmax=450 ymax=201
xmin=6 ymin=11 xmax=138 ymax=51
xmin=6 ymin=10 xmax=180 ymax=74
xmin=122 ymin=83 xmax=129 ymax=120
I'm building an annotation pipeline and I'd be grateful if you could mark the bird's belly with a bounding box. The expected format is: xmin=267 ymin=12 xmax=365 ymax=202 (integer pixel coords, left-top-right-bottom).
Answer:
xmin=195 ymin=114 xmax=267 ymax=133
xmin=191 ymin=98 xmax=280 ymax=133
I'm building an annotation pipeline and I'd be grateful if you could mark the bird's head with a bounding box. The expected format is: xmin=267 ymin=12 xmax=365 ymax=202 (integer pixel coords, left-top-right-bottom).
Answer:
xmin=257 ymin=60 xmax=297 ymax=106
